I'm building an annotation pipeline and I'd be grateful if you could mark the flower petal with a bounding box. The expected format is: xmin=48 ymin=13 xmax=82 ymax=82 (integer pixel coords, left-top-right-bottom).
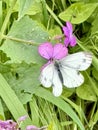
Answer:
xmin=64 ymin=37 xmax=70 ymax=47
xmin=62 ymin=26 xmax=70 ymax=37
xmin=53 ymin=43 xmax=68 ymax=59
xmin=38 ymin=42 xmax=53 ymax=60
xmin=26 ymin=125 xmax=39 ymax=130
xmin=70 ymin=36 xmax=77 ymax=47
xmin=66 ymin=21 xmax=73 ymax=33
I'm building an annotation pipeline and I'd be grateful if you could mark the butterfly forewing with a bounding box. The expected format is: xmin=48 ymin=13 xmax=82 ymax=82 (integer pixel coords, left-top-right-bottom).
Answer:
xmin=60 ymin=52 xmax=92 ymax=71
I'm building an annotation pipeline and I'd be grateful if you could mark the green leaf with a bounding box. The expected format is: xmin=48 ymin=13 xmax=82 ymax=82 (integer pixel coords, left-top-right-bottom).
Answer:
xmin=91 ymin=13 xmax=98 ymax=34
xmin=76 ymin=84 xmax=97 ymax=101
xmin=59 ymin=3 xmax=97 ymax=24
xmin=0 ymin=16 xmax=49 ymax=63
xmin=18 ymin=0 xmax=34 ymax=19
xmin=35 ymin=87 xmax=85 ymax=130
xmin=2 ymin=63 xmax=41 ymax=103
xmin=0 ymin=73 xmax=32 ymax=128
xmin=92 ymin=68 xmax=98 ymax=81
xmin=0 ymin=50 xmax=10 ymax=63
xmin=30 ymin=98 xmax=39 ymax=126
xmin=0 ymin=1 xmax=2 ymax=29
xmin=0 ymin=99 xmax=5 ymax=120
xmin=62 ymin=88 xmax=75 ymax=98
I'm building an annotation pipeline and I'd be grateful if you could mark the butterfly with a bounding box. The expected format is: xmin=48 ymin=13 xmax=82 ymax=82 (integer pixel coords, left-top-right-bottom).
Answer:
xmin=38 ymin=43 xmax=92 ymax=97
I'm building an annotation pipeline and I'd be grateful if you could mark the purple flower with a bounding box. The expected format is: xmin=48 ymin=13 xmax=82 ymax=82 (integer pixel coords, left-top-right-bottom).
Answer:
xmin=26 ymin=125 xmax=47 ymax=130
xmin=62 ymin=21 xmax=76 ymax=47
xmin=0 ymin=120 xmax=17 ymax=130
xmin=26 ymin=125 xmax=39 ymax=130
xmin=38 ymin=42 xmax=68 ymax=61
xmin=18 ymin=115 xmax=28 ymax=122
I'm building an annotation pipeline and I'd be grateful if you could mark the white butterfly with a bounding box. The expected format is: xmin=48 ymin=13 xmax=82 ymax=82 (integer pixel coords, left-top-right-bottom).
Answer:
xmin=40 ymin=52 xmax=92 ymax=97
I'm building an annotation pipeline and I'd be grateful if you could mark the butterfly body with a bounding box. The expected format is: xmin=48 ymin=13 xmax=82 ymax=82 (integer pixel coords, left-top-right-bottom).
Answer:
xmin=54 ymin=61 xmax=64 ymax=84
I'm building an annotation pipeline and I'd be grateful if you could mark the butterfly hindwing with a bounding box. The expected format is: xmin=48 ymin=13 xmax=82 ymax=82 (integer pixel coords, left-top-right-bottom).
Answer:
xmin=40 ymin=63 xmax=63 ymax=96
xmin=40 ymin=63 xmax=54 ymax=88
xmin=60 ymin=66 xmax=84 ymax=88
xmin=52 ymin=67 xmax=63 ymax=97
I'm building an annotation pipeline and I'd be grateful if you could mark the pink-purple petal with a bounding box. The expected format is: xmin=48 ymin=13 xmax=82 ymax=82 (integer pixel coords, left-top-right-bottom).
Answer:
xmin=53 ymin=43 xmax=68 ymax=59
xmin=38 ymin=42 xmax=53 ymax=60
xmin=18 ymin=115 xmax=28 ymax=122
xmin=66 ymin=21 xmax=73 ymax=33
xmin=26 ymin=125 xmax=39 ymax=130
xmin=62 ymin=26 xmax=70 ymax=36
xmin=70 ymin=36 xmax=77 ymax=47
xmin=64 ymin=37 xmax=70 ymax=47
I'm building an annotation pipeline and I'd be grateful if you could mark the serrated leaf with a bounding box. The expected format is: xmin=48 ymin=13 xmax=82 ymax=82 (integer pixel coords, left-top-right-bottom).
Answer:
xmin=0 ymin=16 xmax=49 ymax=63
xmin=76 ymin=84 xmax=97 ymax=101
xmin=59 ymin=3 xmax=97 ymax=24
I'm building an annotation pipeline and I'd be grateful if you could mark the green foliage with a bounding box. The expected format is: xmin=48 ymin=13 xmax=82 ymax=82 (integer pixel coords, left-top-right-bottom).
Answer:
xmin=59 ymin=2 xmax=97 ymax=24
xmin=1 ymin=16 xmax=49 ymax=63
xmin=76 ymin=84 xmax=97 ymax=101
xmin=0 ymin=74 xmax=32 ymax=129
xmin=0 ymin=0 xmax=98 ymax=130
xmin=34 ymin=87 xmax=85 ymax=130
xmin=18 ymin=0 xmax=34 ymax=19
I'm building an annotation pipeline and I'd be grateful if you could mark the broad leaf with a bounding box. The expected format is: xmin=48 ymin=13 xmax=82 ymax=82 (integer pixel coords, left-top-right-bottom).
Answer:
xmin=59 ymin=3 xmax=97 ymax=24
xmin=0 ymin=16 xmax=49 ymax=63
xmin=18 ymin=0 xmax=34 ymax=19
xmin=76 ymin=84 xmax=97 ymax=101
xmin=2 ymin=63 xmax=41 ymax=104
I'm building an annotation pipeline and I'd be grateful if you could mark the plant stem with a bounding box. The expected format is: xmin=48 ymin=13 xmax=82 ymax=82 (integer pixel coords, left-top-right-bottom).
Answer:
xmin=46 ymin=4 xmax=63 ymax=27
xmin=0 ymin=1 xmax=2 ymax=29
xmin=0 ymin=0 xmax=17 ymax=44
xmin=1 ymin=34 xmax=37 ymax=46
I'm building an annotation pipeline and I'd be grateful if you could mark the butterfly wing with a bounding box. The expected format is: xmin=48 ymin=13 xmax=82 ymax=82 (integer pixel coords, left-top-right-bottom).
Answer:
xmin=40 ymin=63 xmax=63 ymax=96
xmin=60 ymin=52 xmax=92 ymax=71
xmin=40 ymin=63 xmax=54 ymax=88
xmin=52 ymin=67 xmax=63 ymax=96
xmin=60 ymin=66 xmax=84 ymax=88
xmin=59 ymin=52 xmax=92 ymax=88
